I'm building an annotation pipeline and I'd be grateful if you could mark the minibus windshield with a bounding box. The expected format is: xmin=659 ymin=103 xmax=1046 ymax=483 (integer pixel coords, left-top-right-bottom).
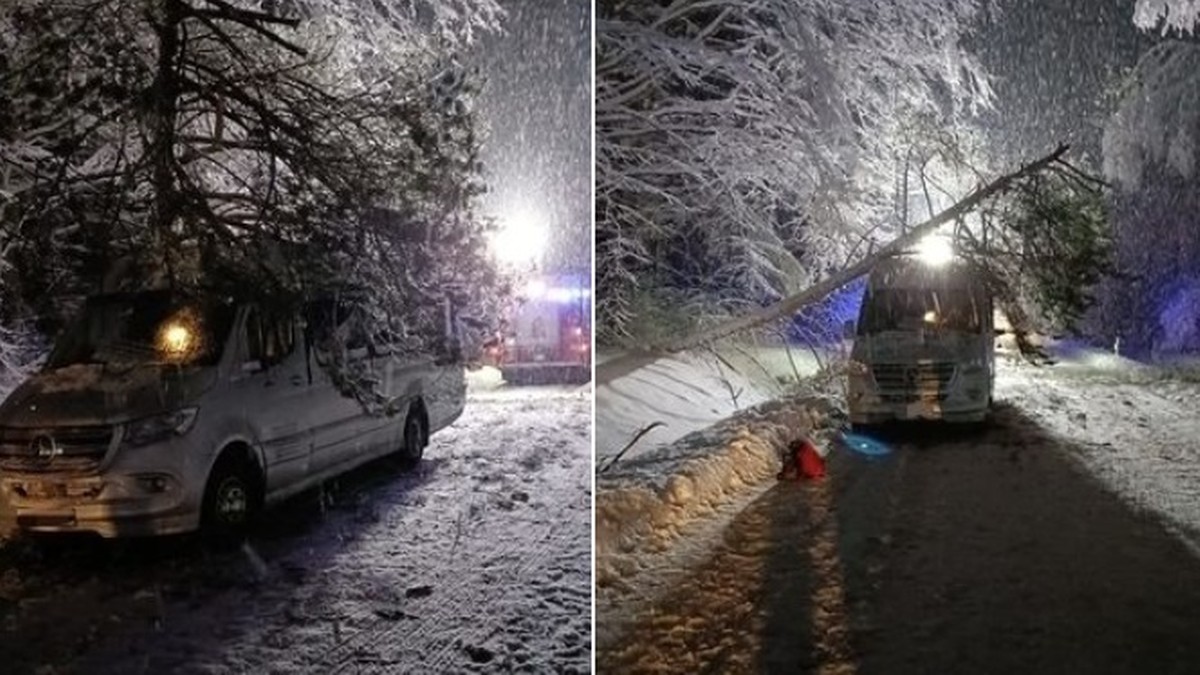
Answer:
xmin=47 ymin=291 xmax=235 ymax=369
xmin=858 ymin=287 xmax=982 ymax=335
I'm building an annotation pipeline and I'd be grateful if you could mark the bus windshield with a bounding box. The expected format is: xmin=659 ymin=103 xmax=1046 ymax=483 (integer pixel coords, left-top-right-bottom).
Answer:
xmin=858 ymin=287 xmax=982 ymax=335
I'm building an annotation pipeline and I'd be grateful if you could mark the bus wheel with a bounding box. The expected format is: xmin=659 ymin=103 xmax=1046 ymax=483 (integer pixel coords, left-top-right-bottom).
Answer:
xmin=399 ymin=410 xmax=428 ymax=469
xmin=201 ymin=453 xmax=260 ymax=541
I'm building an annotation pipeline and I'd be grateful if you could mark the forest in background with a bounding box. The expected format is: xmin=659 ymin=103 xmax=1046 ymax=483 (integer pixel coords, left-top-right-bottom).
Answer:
xmin=596 ymin=0 xmax=1200 ymax=357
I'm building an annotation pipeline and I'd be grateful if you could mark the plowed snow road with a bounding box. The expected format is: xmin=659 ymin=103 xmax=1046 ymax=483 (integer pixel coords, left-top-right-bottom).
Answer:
xmin=598 ymin=401 xmax=1200 ymax=674
xmin=0 ymin=383 xmax=591 ymax=674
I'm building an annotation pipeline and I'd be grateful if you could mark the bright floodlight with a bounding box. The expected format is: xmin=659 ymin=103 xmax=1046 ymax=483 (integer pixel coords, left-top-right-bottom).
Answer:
xmin=524 ymin=278 xmax=548 ymax=299
xmin=915 ymin=234 xmax=954 ymax=267
xmin=491 ymin=204 xmax=548 ymax=266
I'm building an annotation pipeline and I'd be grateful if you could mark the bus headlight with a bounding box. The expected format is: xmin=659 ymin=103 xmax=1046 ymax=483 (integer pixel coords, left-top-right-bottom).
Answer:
xmin=124 ymin=408 xmax=199 ymax=447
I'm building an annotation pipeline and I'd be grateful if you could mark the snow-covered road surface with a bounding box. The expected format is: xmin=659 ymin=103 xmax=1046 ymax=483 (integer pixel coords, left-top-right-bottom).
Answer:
xmin=0 ymin=383 xmax=591 ymax=674
xmin=597 ymin=352 xmax=1200 ymax=673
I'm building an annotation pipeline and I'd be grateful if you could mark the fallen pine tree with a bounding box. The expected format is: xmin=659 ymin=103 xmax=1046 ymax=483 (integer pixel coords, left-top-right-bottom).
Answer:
xmin=599 ymin=144 xmax=1112 ymax=374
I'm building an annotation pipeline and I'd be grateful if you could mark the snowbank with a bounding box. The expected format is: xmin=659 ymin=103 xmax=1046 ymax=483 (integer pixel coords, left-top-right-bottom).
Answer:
xmin=595 ymin=394 xmax=839 ymax=587
xmin=595 ymin=344 xmax=828 ymax=462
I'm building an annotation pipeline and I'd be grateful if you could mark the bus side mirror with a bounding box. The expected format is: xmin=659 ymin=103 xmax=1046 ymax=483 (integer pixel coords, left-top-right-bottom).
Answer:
xmin=842 ymin=320 xmax=856 ymax=339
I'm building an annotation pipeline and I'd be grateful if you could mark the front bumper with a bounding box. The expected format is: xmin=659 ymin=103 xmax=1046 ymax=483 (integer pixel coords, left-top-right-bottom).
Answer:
xmin=1 ymin=471 xmax=199 ymax=538
xmin=848 ymin=397 xmax=988 ymax=424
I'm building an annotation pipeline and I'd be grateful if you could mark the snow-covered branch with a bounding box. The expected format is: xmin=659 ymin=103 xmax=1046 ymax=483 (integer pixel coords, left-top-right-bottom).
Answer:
xmin=1134 ymin=0 xmax=1200 ymax=34
xmin=665 ymin=145 xmax=1073 ymax=352
xmin=0 ymin=0 xmax=507 ymax=410
xmin=596 ymin=0 xmax=992 ymax=343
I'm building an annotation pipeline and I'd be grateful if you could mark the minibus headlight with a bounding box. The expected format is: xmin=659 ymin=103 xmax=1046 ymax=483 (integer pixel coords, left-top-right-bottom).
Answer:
xmin=124 ymin=408 xmax=199 ymax=447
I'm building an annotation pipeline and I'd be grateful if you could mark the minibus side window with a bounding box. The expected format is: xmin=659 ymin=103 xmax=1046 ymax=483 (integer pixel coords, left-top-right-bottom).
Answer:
xmin=339 ymin=301 xmax=371 ymax=357
xmin=246 ymin=309 xmax=296 ymax=368
xmin=303 ymin=298 xmax=368 ymax=363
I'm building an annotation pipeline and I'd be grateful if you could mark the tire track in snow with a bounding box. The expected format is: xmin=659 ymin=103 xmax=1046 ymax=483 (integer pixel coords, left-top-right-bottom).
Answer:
xmin=320 ymin=532 xmax=535 ymax=673
xmin=417 ymin=522 xmax=580 ymax=671
xmin=315 ymin=503 xmax=543 ymax=671
xmin=310 ymin=393 xmax=590 ymax=673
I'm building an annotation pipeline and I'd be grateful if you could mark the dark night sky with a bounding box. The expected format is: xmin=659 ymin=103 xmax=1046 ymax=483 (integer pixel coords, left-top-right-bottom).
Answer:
xmin=472 ymin=0 xmax=591 ymax=273
xmin=972 ymin=0 xmax=1154 ymax=170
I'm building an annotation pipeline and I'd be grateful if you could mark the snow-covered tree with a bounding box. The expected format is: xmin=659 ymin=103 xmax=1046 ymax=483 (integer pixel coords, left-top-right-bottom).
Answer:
xmin=0 ymin=0 xmax=505 ymax=405
xmin=1094 ymin=0 xmax=1200 ymax=354
xmin=596 ymin=0 xmax=992 ymax=342
xmin=1104 ymin=43 xmax=1200 ymax=190
xmin=1134 ymin=0 xmax=1200 ymax=33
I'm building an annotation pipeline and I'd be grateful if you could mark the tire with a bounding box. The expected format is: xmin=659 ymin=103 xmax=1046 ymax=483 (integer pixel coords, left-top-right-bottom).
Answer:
xmin=201 ymin=455 xmax=260 ymax=540
xmin=398 ymin=410 xmax=428 ymax=469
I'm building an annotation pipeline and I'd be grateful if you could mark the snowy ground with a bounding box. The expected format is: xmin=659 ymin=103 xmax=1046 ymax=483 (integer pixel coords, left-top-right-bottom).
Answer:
xmin=596 ymin=343 xmax=1200 ymax=672
xmin=996 ymin=344 xmax=1200 ymax=554
xmin=0 ymin=371 xmax=591 ymax=674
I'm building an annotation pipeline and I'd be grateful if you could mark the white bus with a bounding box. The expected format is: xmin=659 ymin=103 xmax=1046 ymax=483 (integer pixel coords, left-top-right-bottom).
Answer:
xmin=847 ymin=243 xmax=994 ymax=425
xmin=0 ymin=290 xmax=465 ymax=538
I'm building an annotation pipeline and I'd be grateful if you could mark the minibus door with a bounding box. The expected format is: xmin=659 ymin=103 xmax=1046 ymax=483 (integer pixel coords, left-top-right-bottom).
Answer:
xmin=234 ymin=307 xmax=318 ymax=491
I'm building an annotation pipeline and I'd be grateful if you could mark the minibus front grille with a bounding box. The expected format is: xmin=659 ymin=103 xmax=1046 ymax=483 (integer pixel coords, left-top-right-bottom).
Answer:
xmin=0 ymin=425 xmax=114 ymax=472
xmin=871 ymin=362 xmax=956 ymax=401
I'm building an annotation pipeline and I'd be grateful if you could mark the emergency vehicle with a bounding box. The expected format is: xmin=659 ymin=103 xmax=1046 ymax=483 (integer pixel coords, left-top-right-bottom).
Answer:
xmin=485 ymin=272 xmax=591 ymax=385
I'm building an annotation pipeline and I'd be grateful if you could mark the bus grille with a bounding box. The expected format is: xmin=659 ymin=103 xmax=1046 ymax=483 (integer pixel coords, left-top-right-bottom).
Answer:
xmin=871 ymin=363 xmax=956 ymax=402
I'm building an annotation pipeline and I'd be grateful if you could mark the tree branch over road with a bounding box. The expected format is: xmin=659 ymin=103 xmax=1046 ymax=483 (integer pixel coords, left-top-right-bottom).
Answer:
xmin=663 ymin=145 xmax=1074 ymax=352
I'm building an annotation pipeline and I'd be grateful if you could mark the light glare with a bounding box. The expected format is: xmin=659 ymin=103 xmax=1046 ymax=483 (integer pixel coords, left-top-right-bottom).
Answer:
xmin=491 ymin=205 xmax=548 ymax=266
xmin=159 ymin=323 xmax=193 ymax=357
xmin=915 ymin=234 xmax=954 ymax=266
xmin=524 ymin=278 xmax=548 ymax=299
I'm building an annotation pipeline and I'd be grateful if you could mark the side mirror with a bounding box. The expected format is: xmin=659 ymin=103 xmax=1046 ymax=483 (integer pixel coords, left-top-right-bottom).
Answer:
xmin=842 ymin=320 xmax=857 ymax=339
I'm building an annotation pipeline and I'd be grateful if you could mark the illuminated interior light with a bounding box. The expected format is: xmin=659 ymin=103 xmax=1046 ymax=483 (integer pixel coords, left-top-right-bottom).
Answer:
xmin=155 ymin=308 xmax=204 ymax=362
xmin=159 ymin=323 xmax=193 ymax=357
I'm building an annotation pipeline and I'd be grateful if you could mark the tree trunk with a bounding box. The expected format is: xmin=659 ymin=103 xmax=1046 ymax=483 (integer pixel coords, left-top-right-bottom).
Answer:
xmin=996 ymin=291 xmax=1049 ymax=363
xmin=661 ymin=144 xmax=1070 ymax=353
xmin=152 ymin=0 xmax=184 ymax=283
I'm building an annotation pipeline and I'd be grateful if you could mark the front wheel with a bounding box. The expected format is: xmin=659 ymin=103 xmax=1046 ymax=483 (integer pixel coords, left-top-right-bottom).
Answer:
xmin=398 ymin=411 xmax=428 ymax=469
xmin=201 ymin=456 xmax=259 ymax=540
